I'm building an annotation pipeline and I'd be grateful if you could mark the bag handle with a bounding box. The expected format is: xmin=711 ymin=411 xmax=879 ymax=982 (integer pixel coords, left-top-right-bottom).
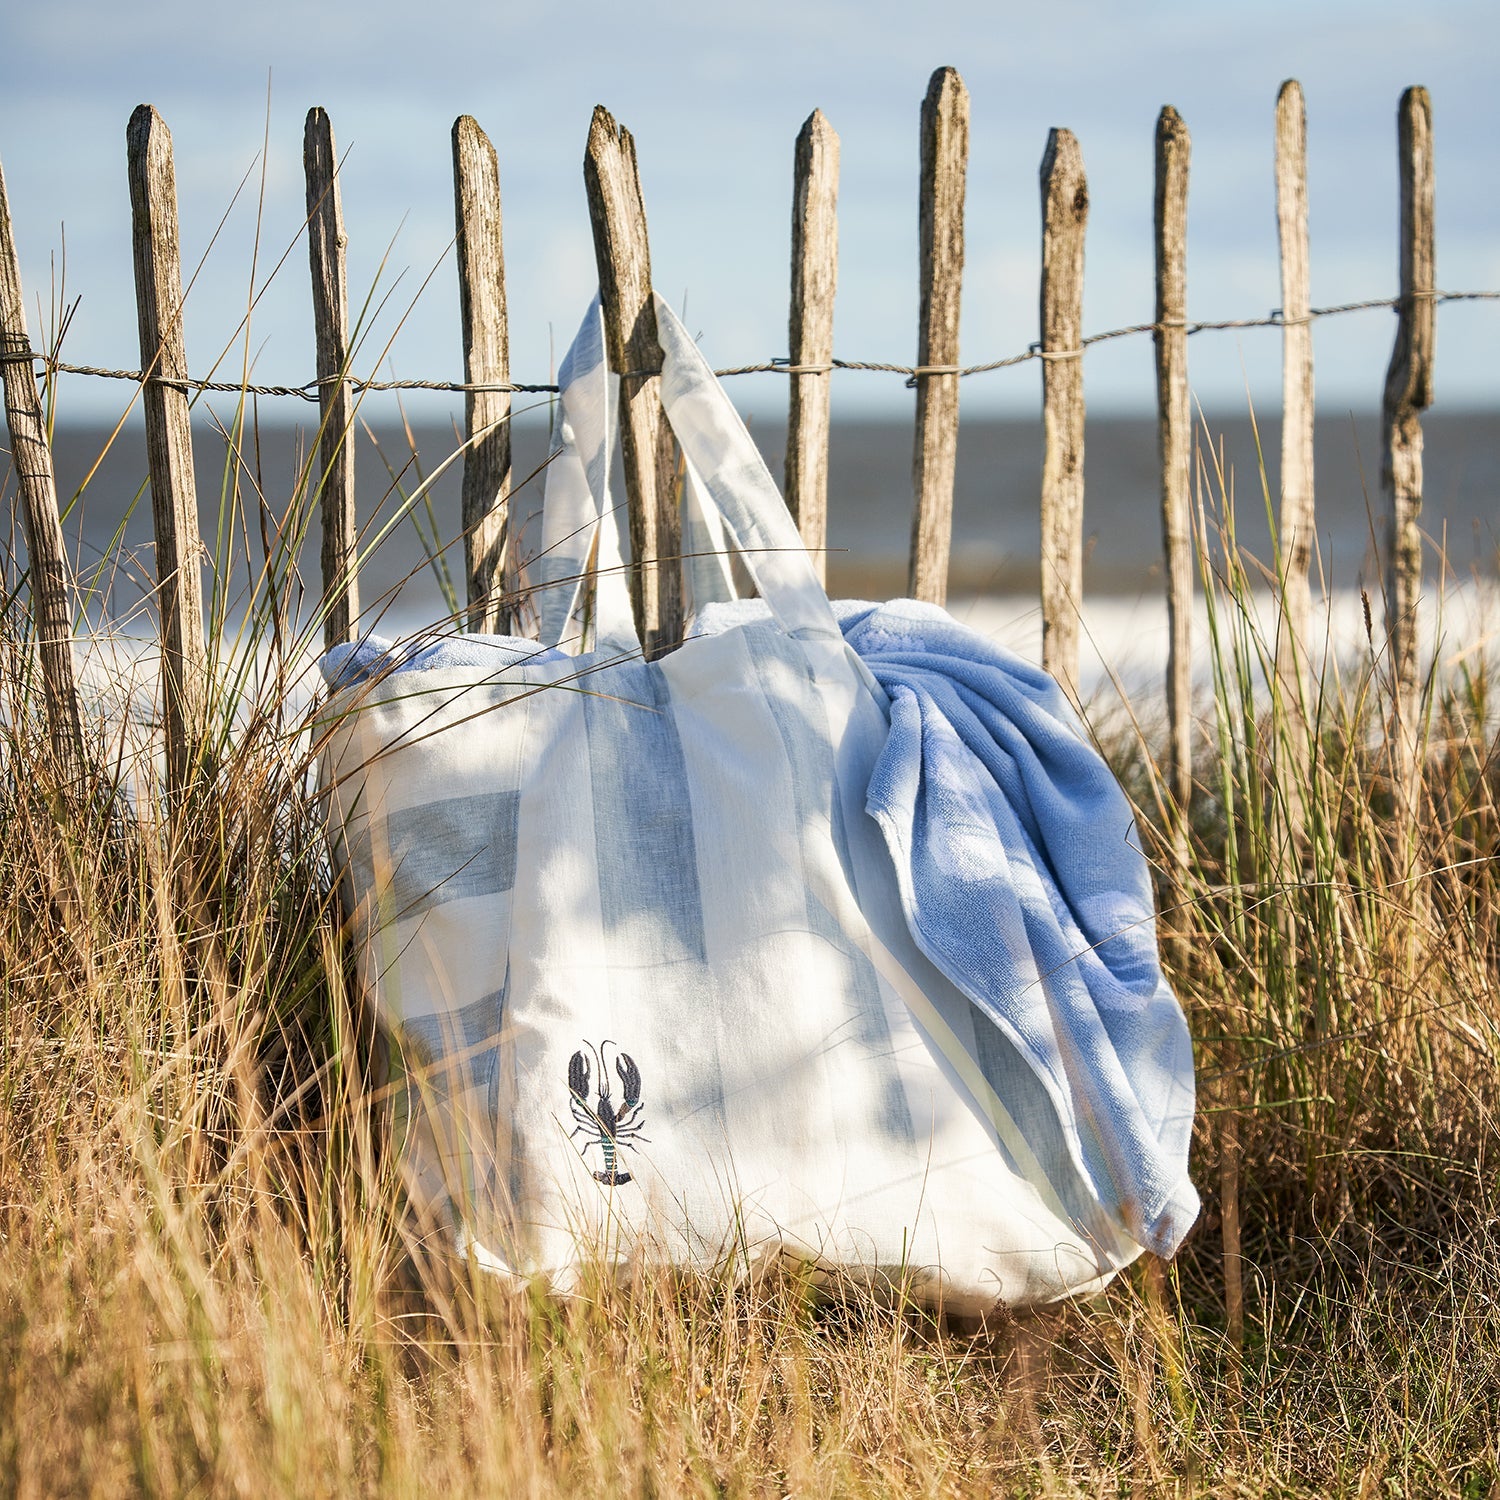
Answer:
xmin=653 ymin=296 xmax=840 ymax=643
xmin=680 ymin=450 xmax=738 ymax=615
xmin=527 ymin=300 xmax=637 ymax=652
xmin=531 ymin=296 xmax=842 ymax=651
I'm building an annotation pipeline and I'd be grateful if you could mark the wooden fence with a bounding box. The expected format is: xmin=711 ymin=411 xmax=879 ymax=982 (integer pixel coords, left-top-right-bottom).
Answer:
xmin=0 ymin=70 xmax=1483 ymax=825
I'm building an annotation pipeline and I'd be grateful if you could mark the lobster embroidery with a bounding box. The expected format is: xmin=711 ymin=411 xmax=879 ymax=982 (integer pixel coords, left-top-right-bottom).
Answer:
xmin=568 ymin=1040 xmax=649 ymax=1186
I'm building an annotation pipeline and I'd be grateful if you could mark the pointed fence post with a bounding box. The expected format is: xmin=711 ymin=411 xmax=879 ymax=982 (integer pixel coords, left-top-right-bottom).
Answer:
xmin=1382 ymin=85 xmax=1435 ymax=784
xmin=1275 ymin=80 xmax=1315 ymax=843
xmin=127 ymin=104 xmax=206 ymax=801
xmin=304 ymin=108 xmax=360 ymax=651
xmin=1275 ymin=81 xmax=1315 ymax=694
xmin=1039 ymin=127 xmax=1088 ymax=699
xmin=909 ymin=66 xmax=969 ymax=605
xmin=453 ymin=114 xmax=512 ymax=633
xmin=0 ymin=156 xmax=83 ymax=775
xmin=786 ymin=109 xmax=839 ymax=582
xmin=1154 ymin=105 xmax=1194 ymax=850
xmin=584 ymin=105 xmax=680 ymax=659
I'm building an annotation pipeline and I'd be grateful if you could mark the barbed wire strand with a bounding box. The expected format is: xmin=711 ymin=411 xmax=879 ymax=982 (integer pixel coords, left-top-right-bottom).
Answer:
xmin=3 ymin=289 xmax=1496 ymax=401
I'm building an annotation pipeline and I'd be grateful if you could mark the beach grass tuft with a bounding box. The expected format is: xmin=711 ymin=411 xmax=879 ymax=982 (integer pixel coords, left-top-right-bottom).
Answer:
xmin=2 ymin=356 xmax=1499 ymax=1494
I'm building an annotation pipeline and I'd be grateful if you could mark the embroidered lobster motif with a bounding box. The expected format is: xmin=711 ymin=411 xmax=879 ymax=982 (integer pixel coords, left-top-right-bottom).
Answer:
xmin=568 ymin=1040 xmax=648 ymax=1186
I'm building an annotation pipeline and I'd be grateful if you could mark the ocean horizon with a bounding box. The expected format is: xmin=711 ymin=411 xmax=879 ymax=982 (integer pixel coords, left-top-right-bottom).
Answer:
xmin=39 ymin=407 xmax=1499 ymax=632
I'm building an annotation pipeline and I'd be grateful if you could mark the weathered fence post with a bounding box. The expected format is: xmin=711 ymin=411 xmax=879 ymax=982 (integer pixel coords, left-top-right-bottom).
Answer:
xmin=583 ymin=105 xmax=680 ymax=659
xmin=453 ymin=114 xmax=512 ymax=633
xmin=909 ymin=66 xmax=969 ymax=605
xmin=1275 ymin=79 xmax=1315 ymax=705
xmin=1382 ymin=85 xmax=1435 ymax=780
xmin=1039 ymin=127 xmax=1088 ymax=699
xmin=304 ymin=107 xmax=360 ymax=650
xmin=1274 ymin=80 xmax=1316 ymax=862
xmin=0 ymin=156 xmax=84 ymax=774
xmin=786 ymin=109 xmax=839 ymax=582
xmin=1154 ymin=105 xmax=1193 ymax=846
xmin=127 ymin=104 xmax=206 ymax=800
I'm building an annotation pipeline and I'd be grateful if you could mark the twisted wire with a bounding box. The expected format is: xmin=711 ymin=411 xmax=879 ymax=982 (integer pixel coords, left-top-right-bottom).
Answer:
xmin=3 ymin=288 xmax=1494 ymax=399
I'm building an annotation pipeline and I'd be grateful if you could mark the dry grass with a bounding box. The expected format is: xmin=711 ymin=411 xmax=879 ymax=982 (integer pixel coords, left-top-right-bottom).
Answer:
xmin=2 ymin=397 xmax=1499 ymax=1498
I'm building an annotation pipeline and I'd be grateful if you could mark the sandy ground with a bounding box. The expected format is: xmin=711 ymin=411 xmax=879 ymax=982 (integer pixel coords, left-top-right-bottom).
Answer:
xmin=949 ymin=576 xmax=1500 ymax=707
xmin=68 ymin=574 xmax=1499 ymax=802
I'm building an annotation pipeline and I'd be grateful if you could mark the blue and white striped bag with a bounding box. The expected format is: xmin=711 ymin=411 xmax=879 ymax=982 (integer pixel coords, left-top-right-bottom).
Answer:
xmin=317 ymin=298 xmax=1196 ymax=1311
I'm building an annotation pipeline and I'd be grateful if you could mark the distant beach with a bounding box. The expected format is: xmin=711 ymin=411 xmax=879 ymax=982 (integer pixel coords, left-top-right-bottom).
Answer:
xmin=46 ymin=406 xmax=1499 ymax=700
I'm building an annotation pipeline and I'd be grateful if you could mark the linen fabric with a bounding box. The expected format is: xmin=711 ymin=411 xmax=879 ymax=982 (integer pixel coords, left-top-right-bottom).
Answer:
xmin=317 ymin=297 xmax=1198 ymax=1310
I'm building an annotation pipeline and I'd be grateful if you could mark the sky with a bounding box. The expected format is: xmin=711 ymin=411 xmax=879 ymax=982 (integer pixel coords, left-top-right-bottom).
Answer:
xmin=1 ymin=0 xmax=1497 ymax=424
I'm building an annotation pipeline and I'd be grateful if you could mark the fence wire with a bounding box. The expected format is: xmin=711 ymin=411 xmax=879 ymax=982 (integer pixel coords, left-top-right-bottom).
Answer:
xmin=4 ymin=289 xmax=1497 ymax=402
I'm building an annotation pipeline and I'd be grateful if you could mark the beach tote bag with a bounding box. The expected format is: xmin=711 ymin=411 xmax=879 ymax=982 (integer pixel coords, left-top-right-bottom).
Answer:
xmin=316 ymin=297 xmax=1197 ymax=1312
